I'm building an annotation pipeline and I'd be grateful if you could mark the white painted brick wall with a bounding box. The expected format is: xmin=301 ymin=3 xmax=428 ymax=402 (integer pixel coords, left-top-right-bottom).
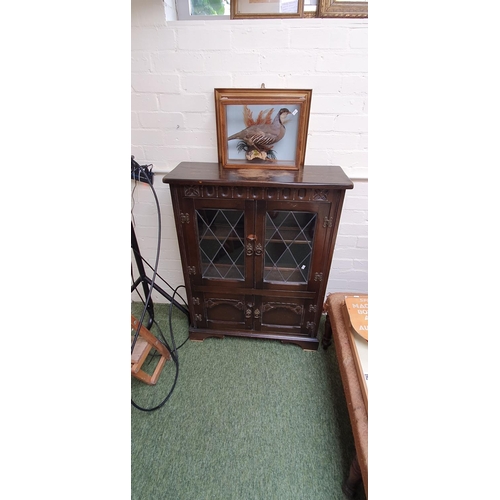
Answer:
xmin=131 ymin=0 xmax=368 ymax=302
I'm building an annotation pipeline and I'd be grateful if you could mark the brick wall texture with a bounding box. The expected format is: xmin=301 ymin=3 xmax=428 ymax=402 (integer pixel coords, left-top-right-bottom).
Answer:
xmin=131 ymin=0 xmax=368 ymax=302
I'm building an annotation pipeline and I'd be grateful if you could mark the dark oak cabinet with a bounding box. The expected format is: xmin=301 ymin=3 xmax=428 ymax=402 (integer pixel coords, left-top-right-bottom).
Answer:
xmin=163 ymin=162 xmax=353 ymax=350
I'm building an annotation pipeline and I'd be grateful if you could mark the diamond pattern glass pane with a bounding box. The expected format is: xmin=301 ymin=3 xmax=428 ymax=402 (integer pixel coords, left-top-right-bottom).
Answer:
xmin=264 ymin=211 xmax=316 ymax=284
xmin=196 ymin=209 xmax=245 ymax=281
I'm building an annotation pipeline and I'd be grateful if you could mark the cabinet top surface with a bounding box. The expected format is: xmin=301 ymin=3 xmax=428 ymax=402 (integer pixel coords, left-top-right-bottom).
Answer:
xmin=162 ymin=162 xmax=353 ymax=189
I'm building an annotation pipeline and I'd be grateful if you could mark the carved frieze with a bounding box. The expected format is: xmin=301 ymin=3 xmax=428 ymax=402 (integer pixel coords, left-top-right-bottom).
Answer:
xmin=206 ymin=298 xmax=244 ymax=310
xmin=204 ymin=185 xmax=217 ymax=197
xmin=180 ymin=184 xmax=333 ymax=202
xmin=262 ymin=302 xmax=304 ymax=316
xmin=313 ymin=189 xmax=329 ymax=201
xmin=184 ymin=185 xmax=200 ymax=197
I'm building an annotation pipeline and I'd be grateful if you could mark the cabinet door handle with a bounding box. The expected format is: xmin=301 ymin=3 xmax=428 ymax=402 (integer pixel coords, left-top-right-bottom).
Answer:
xmin=246 ymin=234 xmax=256 ymax=256
xmin=245 ymin=304 xmax=253 ymax=318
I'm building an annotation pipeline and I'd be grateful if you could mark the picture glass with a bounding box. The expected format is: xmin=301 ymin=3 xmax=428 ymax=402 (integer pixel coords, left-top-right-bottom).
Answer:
xmin=235 ymin=0 xmax=300 ymax=15
xmin=225 ymin=103 xmax=302 ymax=164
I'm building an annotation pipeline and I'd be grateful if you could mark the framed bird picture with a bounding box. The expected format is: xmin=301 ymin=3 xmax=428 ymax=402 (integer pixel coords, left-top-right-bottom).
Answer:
xmin=214 ymin=88 xmax=312 ymax=171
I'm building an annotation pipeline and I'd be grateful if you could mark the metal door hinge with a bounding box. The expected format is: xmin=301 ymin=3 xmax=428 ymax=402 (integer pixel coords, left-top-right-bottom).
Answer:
xmin=180 ymin=213 xmax=190 ymax=224
xmin=314 ymin=272 xmax=323 ymax=282
xmin=188 ymin=266 xmax=196 ymax=275
xmin=323 ymin=217 xmax=332 ymax=228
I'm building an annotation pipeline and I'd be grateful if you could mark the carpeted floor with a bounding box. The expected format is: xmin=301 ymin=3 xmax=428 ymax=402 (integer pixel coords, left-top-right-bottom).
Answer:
xmin=131 ymin=302 xmax=366 ymax=500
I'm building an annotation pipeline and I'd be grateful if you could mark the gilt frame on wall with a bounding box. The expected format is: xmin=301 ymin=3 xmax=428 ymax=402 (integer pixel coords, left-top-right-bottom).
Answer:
xmin=318 ymin=0 xmax=368 ymax=18
xmin=214 ymin=88 xmax=312 ymax=171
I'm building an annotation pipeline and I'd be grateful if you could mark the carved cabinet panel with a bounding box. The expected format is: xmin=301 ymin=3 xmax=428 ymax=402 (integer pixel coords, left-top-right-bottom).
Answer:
xmin=194 ymin=292 xmax=253 ymax=331
xmin=164 ymin=162 xmax=353 ymax=350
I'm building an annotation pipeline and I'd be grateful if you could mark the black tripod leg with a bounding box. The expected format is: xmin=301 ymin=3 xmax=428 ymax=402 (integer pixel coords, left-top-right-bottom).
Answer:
xmin=131 ymin=224 xmax=155 ymax=329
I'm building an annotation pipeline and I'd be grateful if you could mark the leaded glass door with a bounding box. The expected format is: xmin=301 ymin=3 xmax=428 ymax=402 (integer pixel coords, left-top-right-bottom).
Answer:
xmin=255 ymin=201 xmax=331 ymax=291
xmin=190 ymin=198 xmax=255 ymax=287
xmin=264 ymin=210 xmax=317 ymax=284
xmin=197 ymin=208 xmax=245 ymax=280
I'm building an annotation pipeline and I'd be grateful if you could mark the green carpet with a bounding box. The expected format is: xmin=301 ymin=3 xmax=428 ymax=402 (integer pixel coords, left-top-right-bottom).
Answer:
xmin=131 ymin=302 xmax=366 ymax=500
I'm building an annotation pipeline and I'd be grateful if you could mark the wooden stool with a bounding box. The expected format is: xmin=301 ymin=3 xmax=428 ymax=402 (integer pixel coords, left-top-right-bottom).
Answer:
xmin=131 ymin=315 xmax=171 ymax=385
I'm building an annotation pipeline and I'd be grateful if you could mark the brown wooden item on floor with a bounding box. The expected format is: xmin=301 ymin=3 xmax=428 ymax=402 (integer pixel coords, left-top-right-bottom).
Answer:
xmin=323 ymin=293 xmax=368 ymax=499
xmin=131 ymin=315 xmax=171 ymax=385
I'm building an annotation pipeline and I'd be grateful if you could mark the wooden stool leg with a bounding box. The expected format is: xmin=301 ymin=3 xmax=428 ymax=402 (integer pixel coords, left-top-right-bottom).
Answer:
xmin=342 ymin=455 xmax=362 ymax=499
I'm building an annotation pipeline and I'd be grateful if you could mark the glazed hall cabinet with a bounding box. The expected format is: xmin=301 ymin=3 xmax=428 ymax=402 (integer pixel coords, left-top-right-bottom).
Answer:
xmin=163 ymin=162 xmax=353 ymax=350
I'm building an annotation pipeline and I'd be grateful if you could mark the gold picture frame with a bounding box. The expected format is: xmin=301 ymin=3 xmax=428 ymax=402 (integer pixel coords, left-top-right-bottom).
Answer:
xmin=214 ymin=88 xmax=312 ymax=171
xmin=318 ymin=0 xmax=368 ymax=18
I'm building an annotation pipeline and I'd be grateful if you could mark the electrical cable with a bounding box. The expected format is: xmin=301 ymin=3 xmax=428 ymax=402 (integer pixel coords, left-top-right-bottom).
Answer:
xmin=131 ymin=162 xmax=187 ymax=412
xmin=131 ymin=343 xmax=180 ymax=412
xmin=131 ymin=249 xmax=189 ymax=311
xmin=132 ymin=279 xmax=189 ymax=352
xmin=167 ymin=284 xmax=187 ymax=354
xmin=131 ymin=165 xmax=160 ymax=357
xmin=131 ymin=282 xmax=184 ymax=411
xmin=131 ymin=179 xmax=138 ymax=227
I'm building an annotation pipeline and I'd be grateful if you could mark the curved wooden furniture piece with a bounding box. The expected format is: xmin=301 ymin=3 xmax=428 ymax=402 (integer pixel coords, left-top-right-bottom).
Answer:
xmin=323 ymin=293 xmax=368 ymax=498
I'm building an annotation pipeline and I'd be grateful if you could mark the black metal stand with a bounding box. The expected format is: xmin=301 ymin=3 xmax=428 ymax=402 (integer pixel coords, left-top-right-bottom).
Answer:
xmin=131 ymin=223 xmax=189 ymax=329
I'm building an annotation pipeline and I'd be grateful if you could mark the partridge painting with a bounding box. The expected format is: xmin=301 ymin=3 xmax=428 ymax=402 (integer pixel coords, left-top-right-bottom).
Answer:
xmin=227 ymin=106 xmax=291 ymax=161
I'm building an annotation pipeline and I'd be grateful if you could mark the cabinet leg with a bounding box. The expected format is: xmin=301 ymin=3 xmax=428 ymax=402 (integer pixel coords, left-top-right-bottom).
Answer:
xmin=342 ymin=455 xmax=362 ymax=499
xmin=322 ymin=314 xmax=332 ymax=349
